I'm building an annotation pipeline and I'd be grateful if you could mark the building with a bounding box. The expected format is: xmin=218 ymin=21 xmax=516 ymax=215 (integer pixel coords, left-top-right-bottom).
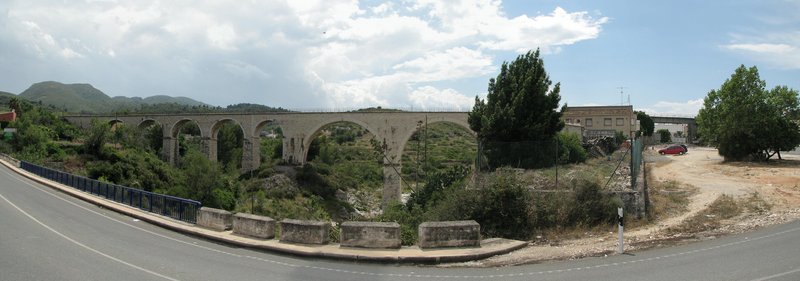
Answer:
xmin=562 ymin=105 xmax=639 ymax=139
xmin=0 ymin=110 xmax=16 ymax=128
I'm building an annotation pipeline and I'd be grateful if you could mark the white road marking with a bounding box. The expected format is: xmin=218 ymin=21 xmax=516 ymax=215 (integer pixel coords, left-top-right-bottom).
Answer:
xmin=3 ymin=164 xmax=800 ymax=279
xmin=0 ymin=193 xmax=179 ymax=281
xmin=750 ymin=267 xmax=800 ymax=281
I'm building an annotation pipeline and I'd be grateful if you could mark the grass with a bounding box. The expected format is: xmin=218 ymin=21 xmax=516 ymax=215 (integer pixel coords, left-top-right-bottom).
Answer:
xmin=648 ymin=180 xmax=694 ymax=221
xmin=668 ymin=195 xmax=741 ymax=234
xmin=515 ymin=149 xmax=632 ymax=191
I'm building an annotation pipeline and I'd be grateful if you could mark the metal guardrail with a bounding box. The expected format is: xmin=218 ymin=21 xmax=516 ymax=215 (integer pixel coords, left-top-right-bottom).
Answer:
xmin=19 ymin=161 xmax=201 ymax=224
xmin=630 ymin=139 xmax=643 ymax=190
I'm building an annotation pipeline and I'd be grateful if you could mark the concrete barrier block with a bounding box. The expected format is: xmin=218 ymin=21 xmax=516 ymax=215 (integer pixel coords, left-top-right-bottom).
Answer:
xmin=418 ymin=220 xmax=481 ymax=249
xmin=279 ymin=219 xmax=329 ymax=245
xmin=233 ymin=213 xmax=276 ymax=239
xmin=340 ymin=221 xmax=401 ymax=249
xmin=197 ymin=207 xmax=233 ymax=231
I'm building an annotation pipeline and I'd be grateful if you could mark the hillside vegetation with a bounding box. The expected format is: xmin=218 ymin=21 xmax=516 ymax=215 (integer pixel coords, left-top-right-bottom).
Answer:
xmin=17 ymin=81 xmax=208 ymax=113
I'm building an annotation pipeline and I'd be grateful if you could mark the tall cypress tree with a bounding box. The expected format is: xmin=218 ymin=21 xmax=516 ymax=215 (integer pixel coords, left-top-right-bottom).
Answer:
xmin=469 ymin=49 xmax=565 ymax=169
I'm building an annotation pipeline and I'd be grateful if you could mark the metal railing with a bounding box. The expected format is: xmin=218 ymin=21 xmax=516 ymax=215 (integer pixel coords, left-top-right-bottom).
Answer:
xmin=19 ymin=161 xmax=201 ymax=224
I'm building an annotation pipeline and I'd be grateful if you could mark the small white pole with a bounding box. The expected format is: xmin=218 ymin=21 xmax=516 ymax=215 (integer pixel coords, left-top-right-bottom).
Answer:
xmin=618 ymin=207 xmax=624 ymax=254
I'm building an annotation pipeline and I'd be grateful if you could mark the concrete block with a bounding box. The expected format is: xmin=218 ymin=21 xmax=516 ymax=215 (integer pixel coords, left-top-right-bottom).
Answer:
xmin=418 ymin=220 xmax=481 ymax=249
xmin=197 ymin=207 xmax=233 ymax=231
xmin=233 ymin=213 xmax=275 ymax=239
xmin=340 ymin=221 xmax=401 ymax=249
xmin=279 ymin=219 xmax=329 ymax=245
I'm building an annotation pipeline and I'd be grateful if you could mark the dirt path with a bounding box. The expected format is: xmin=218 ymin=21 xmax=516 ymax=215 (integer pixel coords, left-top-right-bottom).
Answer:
xmin=444 ymin=146 xmax=800 ymax=267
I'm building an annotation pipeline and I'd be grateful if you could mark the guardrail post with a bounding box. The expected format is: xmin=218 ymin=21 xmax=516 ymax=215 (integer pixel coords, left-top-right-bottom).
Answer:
xmin=179 ymin=202 xmax=184 ymax=222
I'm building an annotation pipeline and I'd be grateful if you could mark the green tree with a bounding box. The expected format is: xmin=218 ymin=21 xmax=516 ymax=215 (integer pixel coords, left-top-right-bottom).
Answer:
xmin=635 ymin=111 xmax=655 ymax=137
xmin=216 ymin=122 xmax=243 ymax=170
xmin=179 ymin=148 xmax=234 ymax=210
xmin=657 ymin=129 xmax=671 ymax=143
xmin=697 ymin=65 xmax=800 ymax=161
xmin=85 ymin=119 xmax=111 ymax=157
xmin=468 ymin=49 xmax=565 ymax=169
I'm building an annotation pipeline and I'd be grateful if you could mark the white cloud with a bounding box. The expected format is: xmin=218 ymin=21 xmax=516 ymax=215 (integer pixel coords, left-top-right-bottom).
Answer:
xmin=723 ymin=32 xmax=800 ymax=69
xmin=409 ymin=86 xmax=474 ymax=111
xmin=0 ymin=1 xmax=607 ymax=108
xmin=223 ymin=61 xmax=271 ymax=80
xmin=477 ymin=7 xmax=609 ymax=53
xmin=639 ymin=99 xmax=703 ymax=117
xmin=392 ymin=47 xmax=494 ymax=81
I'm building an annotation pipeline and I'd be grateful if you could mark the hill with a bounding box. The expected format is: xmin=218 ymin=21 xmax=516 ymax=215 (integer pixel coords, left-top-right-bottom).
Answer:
xmin=18 ymin=81 xmax=209 ymax=113
xmin=0 ymin=91 xmax=15 ymax=111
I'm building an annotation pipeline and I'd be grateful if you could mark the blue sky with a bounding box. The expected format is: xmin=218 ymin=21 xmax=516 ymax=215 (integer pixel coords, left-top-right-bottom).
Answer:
xmin=1 ymin=0 xmax=798 ymax=116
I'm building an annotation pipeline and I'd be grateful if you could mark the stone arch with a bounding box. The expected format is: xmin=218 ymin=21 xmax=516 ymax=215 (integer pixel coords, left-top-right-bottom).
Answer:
xmin=210 ymin=118 xmax=245 ymax=140
xmin=108 ymin=119 xmax=124 ymax=131
xmin=171 ymin=119 xmax=204 ymax=138
xmin=301 ymin=118 xmax=379 ymax=163
xmin=136 ymin=119 xmax=164 ymax=153
xmin=210 ymin=119 xmax=246 ymax=168
xmin=170 ymin=119 xmax=204 ymax=164
xmin=254 ymin=119 xmax=284 ymax=162
xmin=137 ymin=119 xmax=161 ymax=130
xmin=395 ymin=120 xmax=475 ymax=161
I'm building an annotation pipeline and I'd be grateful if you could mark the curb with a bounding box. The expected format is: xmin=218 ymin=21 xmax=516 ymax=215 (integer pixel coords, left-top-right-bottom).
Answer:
xmin=0 ymin=159 xmax=527 ymax=264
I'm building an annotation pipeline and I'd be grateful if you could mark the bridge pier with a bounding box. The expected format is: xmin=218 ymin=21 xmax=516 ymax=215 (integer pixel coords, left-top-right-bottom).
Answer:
xmin=163 ymin=137 xmax=177 ymax=165
xmin=242 ymin=137 xmax=260 ymax=172
xmin=63 ymin=112 xmax=473 ymax=211
xmin=382 ymin=164 xmax=403 ymax=209
xmin=203 ymin=137 xmax=218 ymax=162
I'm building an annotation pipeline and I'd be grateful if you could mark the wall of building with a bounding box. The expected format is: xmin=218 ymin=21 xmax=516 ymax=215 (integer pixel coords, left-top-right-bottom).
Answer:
xmin=562 ymin=105 xmax=638 ymax=139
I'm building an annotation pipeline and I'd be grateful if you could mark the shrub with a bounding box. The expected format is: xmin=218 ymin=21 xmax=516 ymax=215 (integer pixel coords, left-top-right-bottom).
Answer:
xmin=427 ymin=171 xmax=533 ymax=240
xmin=557 ymin=132 xmax=587 ymax=164
xmin=569 ymin=180 xmax=622 ymax=226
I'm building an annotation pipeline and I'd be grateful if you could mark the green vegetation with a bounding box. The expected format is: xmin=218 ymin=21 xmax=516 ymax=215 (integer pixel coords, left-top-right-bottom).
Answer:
xmin=557 ymin=132 xmax=587 ymax=164
xmin=697 ymin=65 xmax=800 ymax=161
xmin=1 ymin=74 xmax=629 ymax=246
xmin=401 ymin=122 xmax=477 ymax=190
xmin=18 ymin=81 xmax=208 ymax=114
xmin=468 ymin=49 xmax=566 ymax=169
xmin=657 ymin=129 xmax=672 ymax=143
xmin=636 ymin=111 xmax=655 ymax=137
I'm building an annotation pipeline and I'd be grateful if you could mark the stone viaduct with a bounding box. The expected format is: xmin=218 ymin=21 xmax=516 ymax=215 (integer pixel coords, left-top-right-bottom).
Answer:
xmin=63 ymin=112 xmax=471 ymax=207
xmin=651 ymin=116 xmax=697 ymax=143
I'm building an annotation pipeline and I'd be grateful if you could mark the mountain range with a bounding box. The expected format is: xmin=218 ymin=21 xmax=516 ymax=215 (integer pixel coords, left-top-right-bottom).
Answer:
xmin=12 ymin=81 xmax=208 ymax=113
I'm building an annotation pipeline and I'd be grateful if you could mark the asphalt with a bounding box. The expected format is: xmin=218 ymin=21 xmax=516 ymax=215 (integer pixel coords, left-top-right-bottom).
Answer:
xmin=0 ymin=158 xmax=526 ymax=264
xmin=2 ymin=159 xmax=800 ymax=280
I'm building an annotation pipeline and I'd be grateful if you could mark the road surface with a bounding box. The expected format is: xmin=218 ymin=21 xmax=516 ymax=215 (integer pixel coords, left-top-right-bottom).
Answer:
xmin=1 ymin=164 xmax=799 ymax=281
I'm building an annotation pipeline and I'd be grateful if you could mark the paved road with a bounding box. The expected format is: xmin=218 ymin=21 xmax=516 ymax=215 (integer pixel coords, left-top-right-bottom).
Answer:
xmin=1 ymin=165 xmax=799 ymax=281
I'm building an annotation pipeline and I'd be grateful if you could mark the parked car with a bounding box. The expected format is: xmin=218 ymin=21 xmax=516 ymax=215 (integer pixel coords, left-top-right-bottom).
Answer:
xmin=659 ymin=144 xmax=687 ymax=155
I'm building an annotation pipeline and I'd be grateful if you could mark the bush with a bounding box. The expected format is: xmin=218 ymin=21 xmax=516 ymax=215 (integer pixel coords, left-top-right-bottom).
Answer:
xmin=427 ymin=171 xmax=533 ymax=240
xmin=657 ymin=129 xmax=672 ymax=143
xmin=374 ymin=202 xmax=425 ymax=245
xmin=295 ymin=164 xmax=336 ymax=199
xmin=569 ymin=180 xmax=621 ymax=226
xmin=557 ymin=132 xmax=587 ymax=164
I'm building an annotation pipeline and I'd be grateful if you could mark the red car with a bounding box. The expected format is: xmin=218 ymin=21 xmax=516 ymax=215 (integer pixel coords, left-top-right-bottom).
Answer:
xmin=658 ymin=144 xmax=687 ymax=155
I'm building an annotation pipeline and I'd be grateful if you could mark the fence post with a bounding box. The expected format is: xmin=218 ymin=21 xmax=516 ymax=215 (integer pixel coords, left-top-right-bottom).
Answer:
xmin=618 ymin=207 xmax=624 ymax=254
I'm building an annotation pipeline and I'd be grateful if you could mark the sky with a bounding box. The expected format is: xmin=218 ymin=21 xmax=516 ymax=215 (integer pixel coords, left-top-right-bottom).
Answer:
xmin=1 ymin=0 xmax=798 ymax=117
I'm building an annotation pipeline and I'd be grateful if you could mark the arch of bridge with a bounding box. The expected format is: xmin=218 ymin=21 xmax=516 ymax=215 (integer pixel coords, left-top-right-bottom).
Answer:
xmin=63 ymin=112 xmax=472 ymax=208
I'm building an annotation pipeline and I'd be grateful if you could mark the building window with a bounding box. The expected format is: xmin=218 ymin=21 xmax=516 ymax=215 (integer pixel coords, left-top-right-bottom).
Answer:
xmin=585 ymin=118 xmax=592 ymax=127
xmin=616 ymin=118 xmax=624 ymax=126
xmin=566 ymin=118 xmax=572 ymax=124
xmin=604 ymin=118 xmax=612 ymax=126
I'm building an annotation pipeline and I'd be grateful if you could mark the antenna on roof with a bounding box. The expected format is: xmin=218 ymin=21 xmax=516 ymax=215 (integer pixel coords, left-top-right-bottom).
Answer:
xmin=617 ymin=86 xmax=626 ymax=105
